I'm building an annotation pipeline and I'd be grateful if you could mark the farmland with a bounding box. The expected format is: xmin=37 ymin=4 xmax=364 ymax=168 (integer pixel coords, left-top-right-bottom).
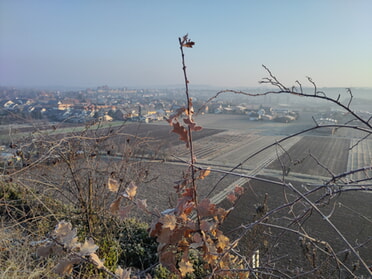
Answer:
xmin=2 ymin=112 xmax=371 ymax=276
xmin=133 ymin=113 xmax=371 ymax=276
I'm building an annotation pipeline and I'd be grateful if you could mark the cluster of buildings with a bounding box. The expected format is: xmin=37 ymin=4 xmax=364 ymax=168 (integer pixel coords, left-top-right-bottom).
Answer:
xmin=0 ymin=86 xmax=300 ymax=125
xmin=0 ymin=86 xmax=178 ymax=124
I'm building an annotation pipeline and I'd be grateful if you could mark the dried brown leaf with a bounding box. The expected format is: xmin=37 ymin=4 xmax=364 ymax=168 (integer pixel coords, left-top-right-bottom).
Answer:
xmin=110 ymin=196 xmax=123 ymax=214
xmin=179 ymin=259 xmax=194 ymax=277
xmin=108 ymin=177 xmax=119 ymax=192
xmin=136 ymin=199 xmax=148 ymax=212
xmin=159 ymin=250 xmax=177 ymax=273
xmin=171 ymin=121 xmax=189 ymax=146
xmin=190 ymin=232 xmax=203 ymax=249
xmin=53 ymin=221 xmax=78 ymax=249
xmin=90 ymin=253 xmax=105 ymax=269
xmin=149 ymin=220 xmax=162 ymax=237
xmin=167 ymin=108 xmax=186 ymax=125
xmin=157 ymin=227 xmax=172 ymax=244
xmin=183 ymin=117 xmax=202 ymax=132
xmin=198 ymin=168 xmax=211 ymax=180
xmin=36 ymin=243 xmax=54 ymax=258
xmin=215 ymin=207 xmax=230 ymax=223
xmin=182 ymin=41 xmax=195 ymax=48
xmin=118 ymin=204 xmax=134 ymax=220
xmin=200 ymin=219 xmax=214 ymax=233
xmin=216 ymin=230 xmax=230 ymax=251
xmin=115 ymin=266 xmax=131 ymax=279
xmin=79 ymin=238 xmax=98 ymax=256
xmin=197 ymin=198 xmax=216 ymax=217
xmin=124 ymin=181 xmax=137 ymax=200
xmin=234 ymin=186 xmax=244 ymax=196
xmin=160 ymin=214 xmax=177 ymax=230
xmin=175 ymin=195 xmax=193 ymax=215
xmin=227 ymin=192 xmax=237 ymax=203
xmin=54 ymin=258 xmax=80 ymax=275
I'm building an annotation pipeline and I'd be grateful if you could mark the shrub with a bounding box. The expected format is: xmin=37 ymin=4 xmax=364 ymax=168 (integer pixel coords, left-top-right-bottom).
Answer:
xmin=117 ymin=218 xmax=158 ymax=270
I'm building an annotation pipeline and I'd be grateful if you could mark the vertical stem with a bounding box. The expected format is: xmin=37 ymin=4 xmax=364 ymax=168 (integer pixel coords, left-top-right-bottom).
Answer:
xmin=87 ymin=176 xmax=93 ymax=234
xmin=178 ymin=37 xmax=199 ymax=214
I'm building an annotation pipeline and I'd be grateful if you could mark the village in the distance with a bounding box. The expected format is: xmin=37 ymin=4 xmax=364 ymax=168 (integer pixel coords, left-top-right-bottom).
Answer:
xmin=1 ymin=85 xmax=372 ymax=164
xmin=2 ymin=85 xmax=371 ymax=123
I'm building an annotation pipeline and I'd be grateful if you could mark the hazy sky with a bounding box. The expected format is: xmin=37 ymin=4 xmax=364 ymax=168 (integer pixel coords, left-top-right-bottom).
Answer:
xmin=0 ymin=0 xmax=371 ymax=88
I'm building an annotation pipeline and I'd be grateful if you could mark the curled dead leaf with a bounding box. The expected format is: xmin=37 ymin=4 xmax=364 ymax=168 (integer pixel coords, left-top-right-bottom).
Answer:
xmin=90 ymin=253 xmax=105 ymax=269
xmin=36 ymin=243 xmax=55 ymax=258
xmin=234 ymin=186 xmax=244 ymax=196
xmin=197 ymin=198 xmax=216 ymax=217
xmin=78 ymin=238 xmax=98 ymax=256
xmin=118 ymin=204 xmax=134 ymax=220
xmin=54 ymin=258 xmax=80 ymax=275
xmin=136 ymin=199 xmax=148 ymax=212
xmin=108 ymin=177 xmax=119 ymax=192
xmin=216 ymin=230 xmax=230 ymax=251
xmin=171 ymin=121 xmax=189 ymax=147
xmin=179 ymin=260 xmax=194 ymax=277
xmin=53 ymin=221 xmax=78 ymax=249
xmin=115 ymin=267 xmax=132 ymax=279
xmin=227 ymin=192 xmax=237 ymax=203
xmin=160 ymin=214 xmax=177 ymax=230
xmin=124 ymin=181 xmax=137 ymax=200
xmin=198 ymin=168 xmax=211 ymax=180
xmin=182 ymin=41 xmax=195 ymax=48
xmin=180 ymin=33 xmax=195 ymax=48
xmin=167 ymin=108 xmax=186 ymax=126
xmin=110 ymin=196 xmax=123 ymax=215
xmin=183 ymin=117 xmax=202 ymax=132
xmin=200 ymin=219 xmax=214 ymax=233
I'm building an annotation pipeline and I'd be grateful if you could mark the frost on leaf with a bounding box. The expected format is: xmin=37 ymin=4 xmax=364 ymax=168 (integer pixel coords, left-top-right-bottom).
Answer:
xmin=90 ymin=253 xmax=105 ymax=269
xmin=108 ymin=177 xmax=119 ymax=192
xmin=115 ymin=266 xmax=131 ymax=279
xmin=54 ymin=258 xmax=80 ymax=275
xmin=78 ymin=238 xmax=98 ymax=256
xmin=53 ymin=221 xmax=78 ymax=249
xmin=179 ymin=259 xmax=194 ymax=277
xmin=124 ymin=181 xmax=137 ymax=200
xmin=160 ymin=214 xmax=177 ymax=230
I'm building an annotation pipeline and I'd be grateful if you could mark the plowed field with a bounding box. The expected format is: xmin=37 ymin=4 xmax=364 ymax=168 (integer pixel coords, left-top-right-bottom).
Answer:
xmin=267 ymin=136 xmax=350 ymax=177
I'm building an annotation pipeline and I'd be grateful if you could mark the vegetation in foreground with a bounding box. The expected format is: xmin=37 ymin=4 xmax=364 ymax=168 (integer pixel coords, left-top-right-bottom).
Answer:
xmin=1 ymin=35 xmax=371 ymax=278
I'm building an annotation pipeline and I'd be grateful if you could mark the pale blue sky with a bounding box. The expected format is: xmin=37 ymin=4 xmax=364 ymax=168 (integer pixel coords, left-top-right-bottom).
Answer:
xmin=0 ymin=0 xmax=371 ymax=88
